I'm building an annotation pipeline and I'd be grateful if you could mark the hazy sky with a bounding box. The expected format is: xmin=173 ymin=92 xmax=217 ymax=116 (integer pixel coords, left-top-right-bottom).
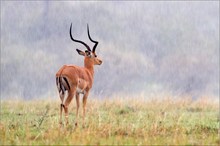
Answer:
xmin=1 ymin=1 xmax=219 ymax=100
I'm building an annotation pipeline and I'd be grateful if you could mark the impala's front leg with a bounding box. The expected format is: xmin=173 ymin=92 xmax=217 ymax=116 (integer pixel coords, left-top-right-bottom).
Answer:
xmin=75 ymin=93 xmax=80 ymax=126
xmin=82 ymin=91 xmax=89 ymax=127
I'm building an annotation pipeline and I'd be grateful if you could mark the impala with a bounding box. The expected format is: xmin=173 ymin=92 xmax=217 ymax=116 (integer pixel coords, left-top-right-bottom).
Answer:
xmin=56 ymin=23 xmax=102 ymax=127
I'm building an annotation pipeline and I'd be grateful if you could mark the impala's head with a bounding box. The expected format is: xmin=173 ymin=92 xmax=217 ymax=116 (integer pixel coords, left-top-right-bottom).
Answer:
xmin=69 ymin=23 xmax=102 ymax=65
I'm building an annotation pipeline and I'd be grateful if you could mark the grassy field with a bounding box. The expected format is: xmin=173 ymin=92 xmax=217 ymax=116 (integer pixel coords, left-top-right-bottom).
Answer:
xmin=0 ymin=97 xmax=219 ymax=145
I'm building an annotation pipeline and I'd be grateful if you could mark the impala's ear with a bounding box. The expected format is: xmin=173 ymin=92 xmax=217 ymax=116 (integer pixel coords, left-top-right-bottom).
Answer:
xmin=76 ymin=49 xmax=85 ymax=56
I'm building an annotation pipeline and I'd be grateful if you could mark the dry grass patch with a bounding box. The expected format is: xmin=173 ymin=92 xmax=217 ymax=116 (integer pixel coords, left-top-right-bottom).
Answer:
xmin=0 ymin=97 xmax=219 ymax=145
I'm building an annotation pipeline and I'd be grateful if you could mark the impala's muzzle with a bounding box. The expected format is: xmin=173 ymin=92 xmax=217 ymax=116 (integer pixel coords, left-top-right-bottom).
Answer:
xmin=98 ymin=60 xmax=102 ymax=65
xmin=95 ymin=58 xmax=102 ymax=65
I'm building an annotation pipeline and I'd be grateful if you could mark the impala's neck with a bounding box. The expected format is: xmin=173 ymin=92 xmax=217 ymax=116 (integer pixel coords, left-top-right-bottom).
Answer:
xmin=84 ymin=57 xmax=94 ymax=77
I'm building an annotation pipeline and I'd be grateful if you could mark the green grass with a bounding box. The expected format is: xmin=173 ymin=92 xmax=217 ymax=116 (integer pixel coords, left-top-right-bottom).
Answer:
xmin=0 ymin=97 xmax=219 ymax=145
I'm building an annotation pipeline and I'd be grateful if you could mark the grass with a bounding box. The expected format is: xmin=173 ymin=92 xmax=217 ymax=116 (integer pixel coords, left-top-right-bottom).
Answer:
xmin=0 ymin=97 xmax=219 ymax=145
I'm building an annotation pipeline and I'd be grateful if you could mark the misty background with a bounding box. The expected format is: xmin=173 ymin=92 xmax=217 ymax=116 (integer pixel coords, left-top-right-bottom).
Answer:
xmin=1 ymin=1 xmax=219 ymax=100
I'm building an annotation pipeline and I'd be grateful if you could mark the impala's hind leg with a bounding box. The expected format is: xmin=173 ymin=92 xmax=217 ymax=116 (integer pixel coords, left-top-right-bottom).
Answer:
xmin=64 ymin=88 xmax=76 ymax=125
xmin=56 ymin=77 xmax=64 ymax=125
xmin=59 ymin=92 xmax=65 ymax=125
xmin=56 ymin=77 xmax=66 ymax=125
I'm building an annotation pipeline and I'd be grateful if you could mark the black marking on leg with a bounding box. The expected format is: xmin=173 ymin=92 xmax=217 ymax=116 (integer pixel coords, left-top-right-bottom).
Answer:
xmin=59 ymin=77 xmax=65 ymax=94
xmin=56 ymin=77 xmax=59 ymax=86
xmin=63 ymin=77 xmax=71 ymax=90
xmin=61 ymin=104 xmax=65 ymax=108
xmin=56 ymin=77 xmax=60 ymax=90
xmin=61 ymin=104 xmax=65 ymax=113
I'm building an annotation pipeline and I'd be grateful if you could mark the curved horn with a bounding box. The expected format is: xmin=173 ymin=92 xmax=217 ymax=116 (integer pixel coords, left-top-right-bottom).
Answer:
xmin=69 ymin=23 xmax=91 ymax=51
xmin=87 ymin=24 xmax=98 ymax=52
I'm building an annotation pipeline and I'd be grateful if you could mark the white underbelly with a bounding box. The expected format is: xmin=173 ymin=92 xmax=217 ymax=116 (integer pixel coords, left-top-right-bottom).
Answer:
xmin=76 ymin=78 xmax=88 ymax=94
